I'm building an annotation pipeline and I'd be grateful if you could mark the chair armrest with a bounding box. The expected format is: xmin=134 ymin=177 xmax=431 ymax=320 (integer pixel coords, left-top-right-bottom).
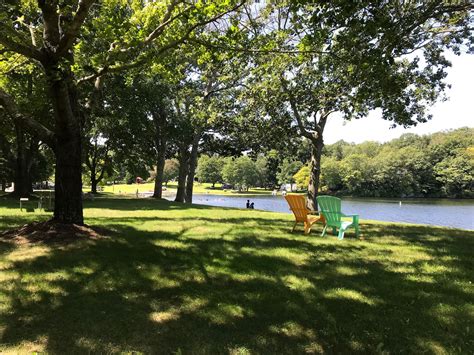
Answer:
xmin=342 ymin=214 xmax=359 ymax=224
xmin=308 ymin=210 xmax=320 ymax=215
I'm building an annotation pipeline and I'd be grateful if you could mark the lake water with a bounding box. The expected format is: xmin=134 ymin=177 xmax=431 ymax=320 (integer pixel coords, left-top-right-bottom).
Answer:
xmin=170 ymin=194 xmax=474 ymax=230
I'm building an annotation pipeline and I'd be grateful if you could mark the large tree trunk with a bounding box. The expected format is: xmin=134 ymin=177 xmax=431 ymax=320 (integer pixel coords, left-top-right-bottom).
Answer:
xmin=25 ymin=142 xmax=36 ymax=195
xmin=53 ymin=129 xmax=83 ymax=224
xmin=85 ymin=137 xmax=109 ymax=195
xmin=13 ymin=123 xmax=30 ymax=197
xmin=152 ymin=113 xmax=167 ymax=199
xmin=175 ymin=143 xmax=189 ymax=203
xmin=89 ymin=159 xmax=107 ymax=194
xmin=87 ymin=147 xmax=98 ymax=194
xmin=307 ymin=136 xmax=324 ymax=211
xmin=153 ymin=140 xmax=167 ymax=199
xmin=90 ymin=175 xmax=98 ymax=194
xmin=0 ymin=134 xmax=13 ymax=191
xmin=184 ymin=130 xmax=201 ymax=203
xmin=91 ymin=167 xmax=106 ymax=194
xmin=48 ymin=68 xmax=84 ymax=225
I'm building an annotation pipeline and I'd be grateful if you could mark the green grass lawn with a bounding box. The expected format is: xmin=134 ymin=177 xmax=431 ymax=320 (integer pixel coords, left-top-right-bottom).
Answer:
xmin=0 ymin=197 xmax=473 ymax=353
xmin=95 ymin=182 xmax=279 ymax=196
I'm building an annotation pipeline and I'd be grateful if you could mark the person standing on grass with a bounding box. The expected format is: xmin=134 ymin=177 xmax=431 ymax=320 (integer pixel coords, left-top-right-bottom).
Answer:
xmin=246 ymin=200 xmax=250 ymax=208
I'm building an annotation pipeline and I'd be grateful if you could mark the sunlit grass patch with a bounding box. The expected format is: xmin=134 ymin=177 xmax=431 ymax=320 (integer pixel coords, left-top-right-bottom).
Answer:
xmin=200 ymin=303 xmax=247 ymax=325
xmin=149 ymin=309 xmax=180 ymax=324
xmin=152 ymin=239 xmax=190 ymax=250
xmin=324 ymin=288 xmax=379 ymax=306
xmin=405 ymin=273 xmax=436 ymax=283
xmin=6 ymin=245 xmax=51 ymax=262
xmin=270 ymin=321 xmax=316 ymax=339
xmin=335 ymin=266 xmax=367 ymax=276
xmin=281 ymin=275 xmax=315 ymax=291
xmin=242 ymin=246 xmax=311 ymax=266
xmin=228 ymin=345 xmax=252 ymax=355
xmin=98 ymin=181 xmax=274 ymax=197
xmin=415 ymin=338 xmax=449 ymax=355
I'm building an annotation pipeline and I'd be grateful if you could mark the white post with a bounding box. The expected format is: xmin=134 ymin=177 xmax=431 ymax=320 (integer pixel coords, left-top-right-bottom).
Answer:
xmin=20 ymin=198 xmax=29 ymax=211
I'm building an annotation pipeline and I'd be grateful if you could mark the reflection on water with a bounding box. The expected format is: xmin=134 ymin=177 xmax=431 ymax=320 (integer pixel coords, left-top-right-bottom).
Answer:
xmin=167 ymin=194 xmax=474 ymax=230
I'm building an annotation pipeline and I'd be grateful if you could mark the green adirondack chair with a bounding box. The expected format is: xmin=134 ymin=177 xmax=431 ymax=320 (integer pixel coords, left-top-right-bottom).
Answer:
xmin=316 ymin=196 xmax=359 ymax=240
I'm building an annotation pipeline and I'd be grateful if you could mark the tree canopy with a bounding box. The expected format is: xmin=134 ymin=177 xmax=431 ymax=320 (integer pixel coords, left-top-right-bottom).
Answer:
xmin=0 ymin=0 xmax=472 ymax=223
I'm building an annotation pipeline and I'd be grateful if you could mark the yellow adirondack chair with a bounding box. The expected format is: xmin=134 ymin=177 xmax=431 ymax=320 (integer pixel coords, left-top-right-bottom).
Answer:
xmin=284 ymin=195 xmax=325 ymax=234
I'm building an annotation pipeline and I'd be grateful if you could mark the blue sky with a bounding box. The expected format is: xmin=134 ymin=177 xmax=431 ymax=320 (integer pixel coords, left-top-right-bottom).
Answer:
xmin=325 ymin=52 xmax=473 ymax=144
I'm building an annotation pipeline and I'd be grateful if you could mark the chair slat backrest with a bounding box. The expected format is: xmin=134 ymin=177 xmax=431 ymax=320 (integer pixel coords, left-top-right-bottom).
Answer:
xmin=317 ymin=196 xmax=342 ymax=224
xmin=285 ymin=195 xmax=309 ymax=222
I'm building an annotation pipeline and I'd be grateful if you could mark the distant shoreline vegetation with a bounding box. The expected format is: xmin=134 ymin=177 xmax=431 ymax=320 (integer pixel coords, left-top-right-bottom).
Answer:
xmin=191 ymin=127 xmax=473 ymax=200
xmin=67 ymin=127 xmax=472 ymax=201
xmin=316 ymin=127 xmax=473 ymax=199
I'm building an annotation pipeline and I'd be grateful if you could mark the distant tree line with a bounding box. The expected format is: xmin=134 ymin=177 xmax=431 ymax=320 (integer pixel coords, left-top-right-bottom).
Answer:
xmin=193 ymin=128 xmax=473 ymax=198
xmin=319 ymin=128 xmax=473 ymax=198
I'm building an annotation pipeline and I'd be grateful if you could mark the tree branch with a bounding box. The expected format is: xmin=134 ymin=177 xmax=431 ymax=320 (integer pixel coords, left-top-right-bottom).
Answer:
xmin=57 ymin=0 xmax=97 ymax=56
xmin=0 ymin=32 xmax=44 ymax=61
xmin=143 ymin=0 xmax=184 ymax=45
xmin=281 ymin=78 xmax=314 ymax=141
xmin=0 ymin=88 xmax=55 ymax=148
xmin=204 ymin=81 xmax=244 ymax=99
xmin=191 ymin=38 xmax=337 ymax=56
xmin=38 ymin=0 xmax=61 ymax=48
xmin=316 ymin=110 xmax=334 ymax=135
xmin=76 ymin=1 xmax=246 ymax=84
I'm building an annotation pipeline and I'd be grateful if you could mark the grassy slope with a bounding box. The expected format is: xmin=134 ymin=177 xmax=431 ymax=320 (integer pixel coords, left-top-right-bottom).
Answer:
xmin=0 ymin=197 xmax=473 ymax=354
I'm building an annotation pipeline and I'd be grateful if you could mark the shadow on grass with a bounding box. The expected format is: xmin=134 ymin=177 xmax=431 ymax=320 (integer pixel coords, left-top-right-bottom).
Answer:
xmin=0 ymin=216 xmax=51 ymax=232
xmin=1 ymin=208 xmax=473 ymax=353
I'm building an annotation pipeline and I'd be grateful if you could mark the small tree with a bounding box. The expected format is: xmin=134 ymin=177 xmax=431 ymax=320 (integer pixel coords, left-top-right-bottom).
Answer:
xmin=163 ymin=159 xmax=180 ymax=186
xmin=320 ymin=158 xmax=343 ymax=192
xmin=277 ymin=159 xmax=303 ymax=191
xmin=196 ymin=155 xmax=223 ymax=187
xmin=84 ymin=134 xmax=113 ymax=194
xmin=222 ymin=156 xmax=259 ymax=191
xmin=255 ymin=155 xmax=270 ymax=188
xmin=293 ymin=166 xmax=310 ymax=191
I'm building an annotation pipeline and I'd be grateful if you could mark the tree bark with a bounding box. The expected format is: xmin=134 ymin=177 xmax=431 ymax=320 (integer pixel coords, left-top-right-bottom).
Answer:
xmin=23 ymin=139 xmax=38 ymax=195
xmin=85 ymin=136 xmax=109 ymax=195
xmin=184 ymin=130 xmax=201 ymax=203
xmin=0 ymin=135 xmax=12 ymax=191
xmin=90 ymin=174 xmax=98 ymax=194
xmin=307 ymin=136 xmax=324 ymax=211
xmin=153 ymin=138 xmax=167 ymax=199
xmin=87 ymin=147 xmax=98 ymax=194
xmin=89 ymin=158 xmax=107 ymax=194
xmin=152 ymin=111 xmax=167 ymax=199
xmin=53 ymin=130 xmax=83 ymax=224
xmin=175 ymin=143 xmax=189 ymax=203
xmin=47 ymin=67 xmax=84 ymax=224
xmin=13 ymin=122 xmax=30 ymax=197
